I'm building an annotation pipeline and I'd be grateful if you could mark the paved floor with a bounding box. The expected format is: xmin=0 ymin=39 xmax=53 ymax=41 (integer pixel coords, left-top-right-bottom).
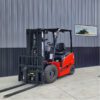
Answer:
xmin=0 ymin=66 xmax=100 ymax=100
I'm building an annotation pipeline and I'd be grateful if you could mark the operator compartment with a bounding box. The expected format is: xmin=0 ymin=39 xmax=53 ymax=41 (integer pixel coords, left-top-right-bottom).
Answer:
xmin=54 ymin=31 xmax=72 ymax=62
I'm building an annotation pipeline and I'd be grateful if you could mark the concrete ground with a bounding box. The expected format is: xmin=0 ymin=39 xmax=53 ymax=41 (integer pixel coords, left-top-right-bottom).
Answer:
xmin=0 ymin=66 xmax=100 ymax=100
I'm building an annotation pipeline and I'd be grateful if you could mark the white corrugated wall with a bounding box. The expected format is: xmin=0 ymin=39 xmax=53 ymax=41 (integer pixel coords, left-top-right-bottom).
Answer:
xmin=0 ymin=0 xmax=98 ymax=48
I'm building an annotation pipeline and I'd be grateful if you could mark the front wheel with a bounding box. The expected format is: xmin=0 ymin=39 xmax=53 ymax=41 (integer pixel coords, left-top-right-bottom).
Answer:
xmin=44 ymin=65 xmax=58 ymax=83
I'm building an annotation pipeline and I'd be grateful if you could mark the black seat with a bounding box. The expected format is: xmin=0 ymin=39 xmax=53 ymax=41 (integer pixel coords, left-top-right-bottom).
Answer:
xmin=54 ymin=43 xmax=65 ymax=61
xmin=55 ymin=43 xmax=65 ymax=55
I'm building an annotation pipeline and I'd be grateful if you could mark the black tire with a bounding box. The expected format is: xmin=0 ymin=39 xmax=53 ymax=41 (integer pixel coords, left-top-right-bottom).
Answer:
xmin=70 ymin=65 xmax=75 ymax=75
xmin=44 ymin=65 xmax=58 ymax=83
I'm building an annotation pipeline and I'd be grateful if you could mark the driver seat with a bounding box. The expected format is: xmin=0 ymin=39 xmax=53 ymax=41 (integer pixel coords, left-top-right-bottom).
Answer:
xmin=55 ymin=43 xmax=65 ymax=55
xmin=54 ymin=43 xmax=65 ymax=61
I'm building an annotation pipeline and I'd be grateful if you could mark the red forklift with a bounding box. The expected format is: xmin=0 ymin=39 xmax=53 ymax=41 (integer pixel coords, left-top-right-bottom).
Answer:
xmin=0 ymin=28 xmax=75 ymax=98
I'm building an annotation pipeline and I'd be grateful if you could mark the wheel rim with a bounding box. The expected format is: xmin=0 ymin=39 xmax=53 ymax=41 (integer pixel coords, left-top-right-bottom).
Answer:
xmin=50 ymin=71 xmax=55 ymax=79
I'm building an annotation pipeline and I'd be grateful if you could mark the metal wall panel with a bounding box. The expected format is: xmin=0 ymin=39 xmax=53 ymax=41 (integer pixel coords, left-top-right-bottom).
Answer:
xmin=0 ymin=0 xmax=99 ymax=47
xmin=0 ymin=48 xmax=26 ymax=76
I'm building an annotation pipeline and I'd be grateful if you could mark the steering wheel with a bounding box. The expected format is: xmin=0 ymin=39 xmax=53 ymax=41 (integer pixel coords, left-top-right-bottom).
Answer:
xmin=47 ymin=42 xmax=53 ymax=46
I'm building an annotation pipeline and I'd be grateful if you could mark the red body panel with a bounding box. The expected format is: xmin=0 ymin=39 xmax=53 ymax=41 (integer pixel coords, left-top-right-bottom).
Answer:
xmin=49 ymin=52 xmax=75 ymax=78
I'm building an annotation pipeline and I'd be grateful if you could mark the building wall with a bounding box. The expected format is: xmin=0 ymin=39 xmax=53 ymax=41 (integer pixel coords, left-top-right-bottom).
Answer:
xmin=0 ymin=0 xmax=99 ymax=76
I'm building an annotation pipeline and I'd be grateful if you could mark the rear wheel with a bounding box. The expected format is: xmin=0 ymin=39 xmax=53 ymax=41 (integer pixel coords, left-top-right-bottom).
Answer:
xmin=70 ymin=65 xmax=75 ymax=75
xmin=44 ymin=65 xmax=58 ymax=83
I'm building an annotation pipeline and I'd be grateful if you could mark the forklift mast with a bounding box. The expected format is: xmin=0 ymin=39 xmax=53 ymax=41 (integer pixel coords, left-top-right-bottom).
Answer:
xmin=18 ymin=29 xmax=45 ymax=84
xmin=26 ymin=29 xmax=42 ymax=57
